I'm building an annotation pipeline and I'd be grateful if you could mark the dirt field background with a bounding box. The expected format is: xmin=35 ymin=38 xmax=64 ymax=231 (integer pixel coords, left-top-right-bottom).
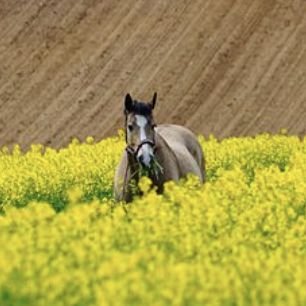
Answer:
xmin=0 ymin=0 xmax=305 ymax=148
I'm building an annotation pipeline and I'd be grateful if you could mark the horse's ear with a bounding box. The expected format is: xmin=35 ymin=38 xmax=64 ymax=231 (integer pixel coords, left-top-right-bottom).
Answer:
xmin=124 ymin=93 xmax=134 ymax=113
xmin=151 ymin=92 xmax=157 ymax=110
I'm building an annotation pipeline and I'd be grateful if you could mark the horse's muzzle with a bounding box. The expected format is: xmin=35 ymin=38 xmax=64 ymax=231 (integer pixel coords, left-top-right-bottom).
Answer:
xmin=126 ymin=139 xmax=156 ymax=168
xmin=138 ymin=152 xmax=155 ymax=169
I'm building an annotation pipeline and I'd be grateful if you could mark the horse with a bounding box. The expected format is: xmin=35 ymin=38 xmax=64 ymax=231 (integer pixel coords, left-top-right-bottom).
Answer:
xmin=114 ymin=92 xmax=205 ymax=202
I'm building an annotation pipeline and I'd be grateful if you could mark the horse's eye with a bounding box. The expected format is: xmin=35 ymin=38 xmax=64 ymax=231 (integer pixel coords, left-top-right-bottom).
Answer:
xmin=128 ymin=124 xmax=133 ymax=132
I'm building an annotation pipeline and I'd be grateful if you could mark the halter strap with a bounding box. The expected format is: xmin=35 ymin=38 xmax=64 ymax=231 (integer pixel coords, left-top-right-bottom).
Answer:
xmin=126 ymin=139 xmax=156 ymax=157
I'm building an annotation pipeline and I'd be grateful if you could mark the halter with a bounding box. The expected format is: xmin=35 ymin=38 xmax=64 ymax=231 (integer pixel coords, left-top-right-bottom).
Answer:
xmin=126 ymin=139 xmax=156 ymax=158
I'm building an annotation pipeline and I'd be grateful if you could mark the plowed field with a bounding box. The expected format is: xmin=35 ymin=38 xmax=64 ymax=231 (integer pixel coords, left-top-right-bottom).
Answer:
xmin=0 ymin=0 xmax=305 ymax=148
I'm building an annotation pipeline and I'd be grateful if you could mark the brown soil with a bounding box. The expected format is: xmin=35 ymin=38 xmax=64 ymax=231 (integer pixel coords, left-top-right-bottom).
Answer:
xmin=0 ymin=0 xmax=305 ymax=149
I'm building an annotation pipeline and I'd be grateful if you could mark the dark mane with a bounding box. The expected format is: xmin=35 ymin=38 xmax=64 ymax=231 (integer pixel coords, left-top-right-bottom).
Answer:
xmin=132 ymin=101 xmax=152 ymax=116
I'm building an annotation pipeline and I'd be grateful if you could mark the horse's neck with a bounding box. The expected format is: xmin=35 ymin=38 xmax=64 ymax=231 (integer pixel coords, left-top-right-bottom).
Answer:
xmin=154 ymin=131 xmax=181 ymax=181
xmin=155 ymin=131 xmax=175 ymax=161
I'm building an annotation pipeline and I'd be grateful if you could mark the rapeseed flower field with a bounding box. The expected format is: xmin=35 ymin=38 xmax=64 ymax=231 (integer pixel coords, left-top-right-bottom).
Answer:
xmin=0 ymin=133 xmax=305 ymax=306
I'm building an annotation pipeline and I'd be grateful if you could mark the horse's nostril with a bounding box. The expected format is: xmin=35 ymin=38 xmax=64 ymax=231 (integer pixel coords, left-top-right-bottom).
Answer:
xmin=138 ymin=155 xmax=144 ymax=164
xmin=138 ymin=155 xmax=146 ymax=166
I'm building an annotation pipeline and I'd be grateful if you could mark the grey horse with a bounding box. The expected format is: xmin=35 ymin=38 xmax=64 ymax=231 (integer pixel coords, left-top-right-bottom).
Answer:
xmin=114 ymin=93 xmax=205 ymax=202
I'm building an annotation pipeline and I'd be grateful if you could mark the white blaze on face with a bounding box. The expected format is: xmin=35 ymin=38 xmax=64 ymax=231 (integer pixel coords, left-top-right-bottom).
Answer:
xmin=135 ymin=115 xmax=153 ymax=167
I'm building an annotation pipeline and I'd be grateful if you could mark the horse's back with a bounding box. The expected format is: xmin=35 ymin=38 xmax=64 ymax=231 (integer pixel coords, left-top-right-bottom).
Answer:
xmin=156 ymin=124 xmax=205 ymax=182
xmin=156 ymin=124 xmax=202 ymax=157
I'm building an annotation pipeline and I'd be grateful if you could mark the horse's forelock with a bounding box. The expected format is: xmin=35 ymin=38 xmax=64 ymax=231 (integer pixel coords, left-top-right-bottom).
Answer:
xmin=132 ymin=101 xmax=152 ymax=117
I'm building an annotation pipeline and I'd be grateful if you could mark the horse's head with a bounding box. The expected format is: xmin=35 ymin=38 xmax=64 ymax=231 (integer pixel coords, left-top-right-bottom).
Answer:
xmin=124 ymin=92 xmax=157 ymax=169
